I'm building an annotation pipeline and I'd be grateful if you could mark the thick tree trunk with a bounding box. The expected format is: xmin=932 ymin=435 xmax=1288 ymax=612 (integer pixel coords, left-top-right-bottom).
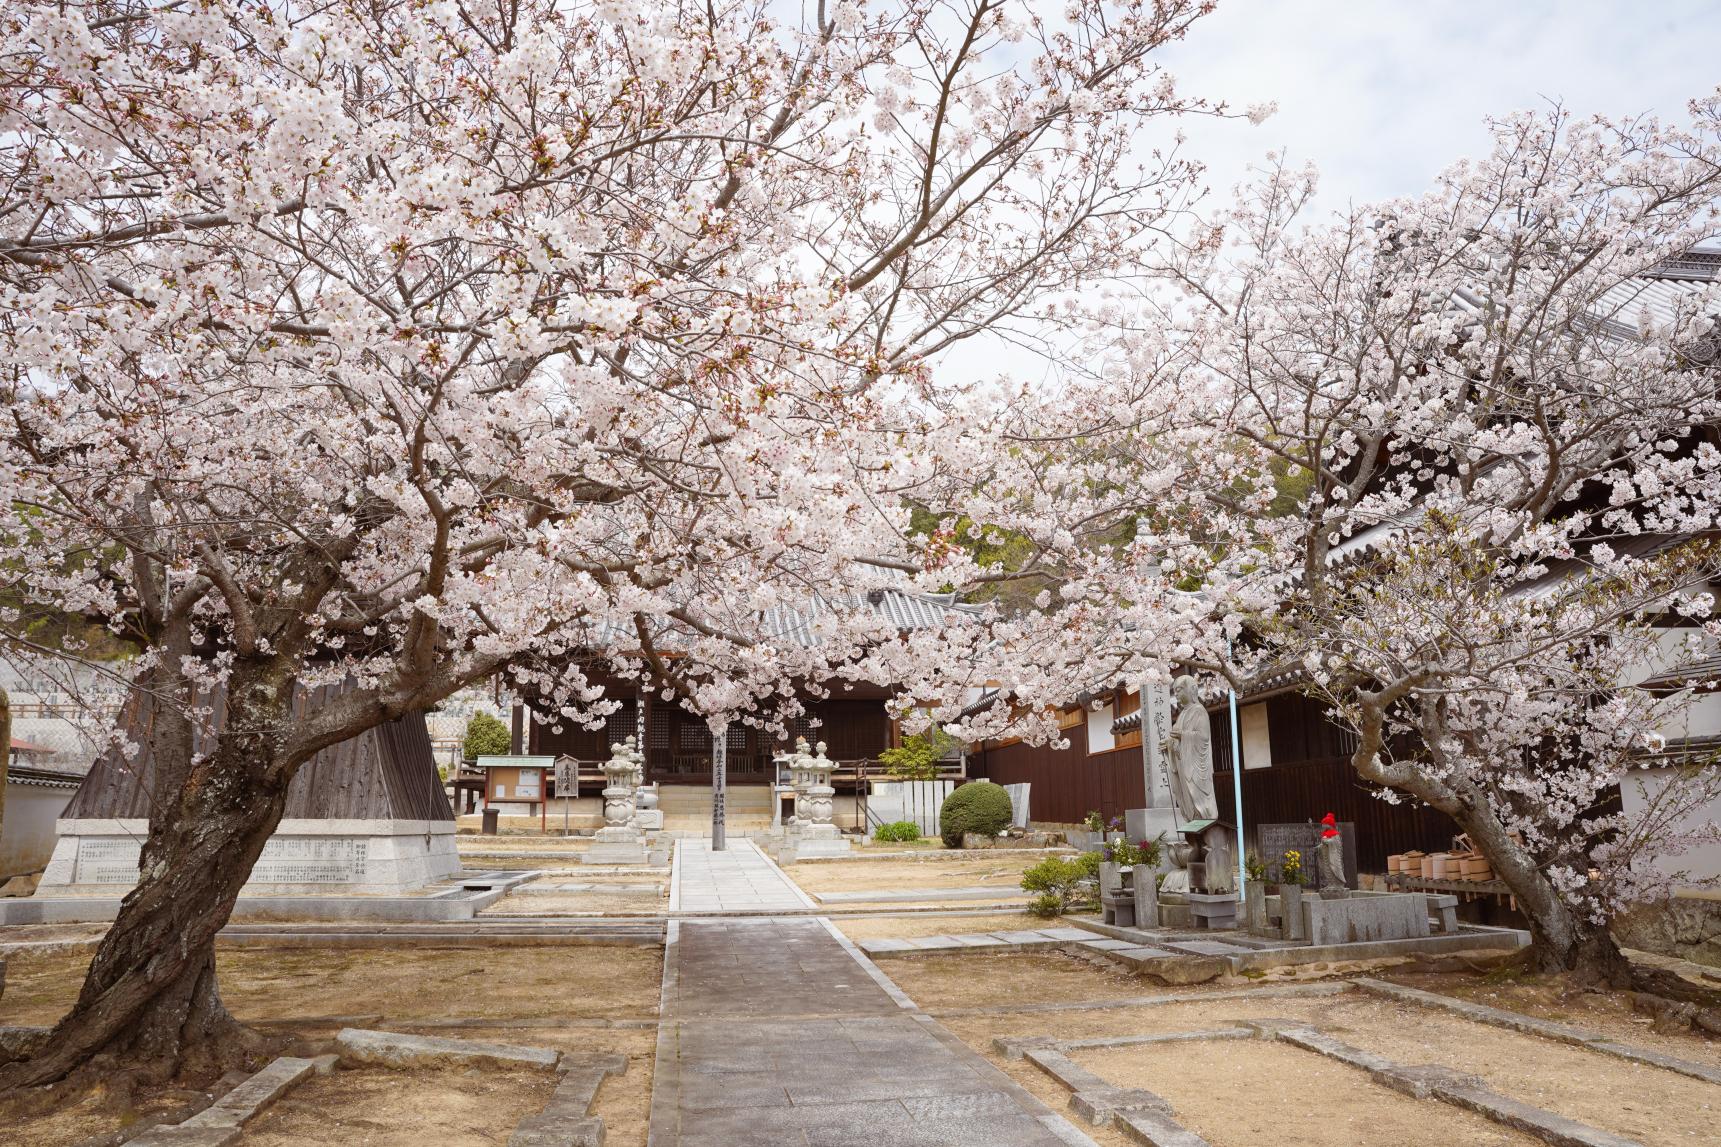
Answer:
xmin=0 ymin=665 xmax=295 ymax=1090
xmin=0 ymin=686 xmax=10 ymax=869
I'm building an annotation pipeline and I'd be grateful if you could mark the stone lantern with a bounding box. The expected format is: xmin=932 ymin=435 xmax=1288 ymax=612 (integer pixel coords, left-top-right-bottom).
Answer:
xmin=584 ymin=741 xmax=647 ymax=864
xmin=793 ymin=741 xmax=849 ymax=856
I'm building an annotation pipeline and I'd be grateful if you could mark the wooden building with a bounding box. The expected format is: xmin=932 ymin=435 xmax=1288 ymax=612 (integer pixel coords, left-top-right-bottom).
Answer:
xmin=519 ymin=588 xmax=975 ymax=789
xmin=974 ymin=683 xmax=1458 ymax=872
xmin=526 ymin=688 xmax=897 ymax=787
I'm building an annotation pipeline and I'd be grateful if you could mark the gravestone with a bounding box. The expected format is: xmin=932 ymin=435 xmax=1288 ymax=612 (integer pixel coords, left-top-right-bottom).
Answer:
xmin=1257 ymin=821 xmax=1358 ymax=889
xmin=40 ymin=684 xmax=458 ymax=895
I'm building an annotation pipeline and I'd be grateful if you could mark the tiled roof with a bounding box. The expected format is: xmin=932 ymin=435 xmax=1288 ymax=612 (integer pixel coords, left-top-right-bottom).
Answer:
xmin=4 ymin=763 xmax=83 ymax=789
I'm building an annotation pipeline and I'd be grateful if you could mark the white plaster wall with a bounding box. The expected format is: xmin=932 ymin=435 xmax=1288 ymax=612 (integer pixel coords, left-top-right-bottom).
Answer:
xmin=1086 ymin=704 xmax=1115 ymax=754
xmin=1619 ymin=766 xmax=1721 ymax=885
xmin=0 ymin=784 xmax=73 ymax=878
xmin=1240 ymin=703 xmax=1273 ymax=770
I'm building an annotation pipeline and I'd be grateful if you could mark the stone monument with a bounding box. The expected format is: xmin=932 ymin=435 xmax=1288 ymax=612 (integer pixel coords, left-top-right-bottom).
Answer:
xmin=631 ymin=738 xmax=663 ymax=830
xmin=584 ymin=739 xmax=648 ymax=864
xmin=39 ymin=684 xmax=459 ymax=897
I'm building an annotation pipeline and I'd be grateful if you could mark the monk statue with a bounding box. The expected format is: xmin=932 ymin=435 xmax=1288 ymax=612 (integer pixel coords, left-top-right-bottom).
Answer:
xmin=1164 ymin=675 xmax=1218 ymax=825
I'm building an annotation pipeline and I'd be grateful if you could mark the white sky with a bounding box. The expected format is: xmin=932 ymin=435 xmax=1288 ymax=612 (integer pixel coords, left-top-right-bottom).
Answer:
xmin=1157 ymin=0 xmax=1721 ymax=214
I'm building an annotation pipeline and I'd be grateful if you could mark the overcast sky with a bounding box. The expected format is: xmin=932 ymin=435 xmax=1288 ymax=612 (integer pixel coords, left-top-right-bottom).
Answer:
xmin=1157 ymin=0 xmax=1721 ymax=214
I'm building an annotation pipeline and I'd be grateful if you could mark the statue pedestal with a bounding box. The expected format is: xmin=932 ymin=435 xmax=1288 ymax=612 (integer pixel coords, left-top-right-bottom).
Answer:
xmin=1187 ymin=892 xmax=1239 ymax=930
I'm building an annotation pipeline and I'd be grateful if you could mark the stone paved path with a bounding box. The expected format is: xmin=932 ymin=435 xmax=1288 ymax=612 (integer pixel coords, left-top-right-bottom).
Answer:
xmin=669 ymin=838 xmax=815 ymax=914
xmin=649 ymin=845 xmax=1095 ymax=1146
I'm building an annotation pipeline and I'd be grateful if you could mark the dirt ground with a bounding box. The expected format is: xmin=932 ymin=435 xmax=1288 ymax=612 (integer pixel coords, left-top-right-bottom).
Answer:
xmin=783 ymin=855 xmax=1040 ymax=894
xmin=0 ymin=944 xmax=663 ymax=1029
xmin=1 ymin=944 xmax=662 ymax=1147
xmin=241 ymin=1024 xmax=657 ymax=1147
xmin=880 ymin=951 xmax=1721 ymax=1147
xmin=1074 ymin=1039 xmax=1535 ymax=1146
xmin=881 ymin=949 xmax=1151 ymax=1009
xmin=1383 ymin=966 xmax=1721 ymax=1068
xmin=833 ymin=911 xmax=1051 ymax=940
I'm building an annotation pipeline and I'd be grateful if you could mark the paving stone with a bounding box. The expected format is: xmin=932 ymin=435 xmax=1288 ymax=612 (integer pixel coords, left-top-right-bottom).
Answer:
xmin=903 ymin=935 xmax=964 ymax=949
xmin=996 ymin=930 xmax=1065 ymax=944
xmin=336 ymin=1027 xmax=559 ymax=1071
xmin=1161 ymin=940 xmax=1249 ymax=956
xmin=1038 ymin=927 xmax=1100 ymax=941
xmin=949 ymin=934 xmax=1009 ymax=947
xmin=653 ymin=912 xmax=1089 ymax=1144
xmin=860 ymin=937 xmax=915 ymax=954
xmin=1112 ymin=946 xmax=1176 ymax=961
xmin=1076 ymin=938 xmax=1139 ymax=951
xmin=180 ymin=1056 xmax=317 ymax=1129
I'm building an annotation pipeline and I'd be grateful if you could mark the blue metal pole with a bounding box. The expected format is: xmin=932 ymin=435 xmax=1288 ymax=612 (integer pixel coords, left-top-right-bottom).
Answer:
xmin=1227 ymin=641 xmax=1246 ymax=897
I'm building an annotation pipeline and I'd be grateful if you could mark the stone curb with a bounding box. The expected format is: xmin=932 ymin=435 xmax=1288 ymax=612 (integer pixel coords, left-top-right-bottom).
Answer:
xmin=1020 ymin=1045 xmax=1209 ymax=1144
xmin=125 ymin=1054 xmax=332 ymax=1145
xmin=508 ymin=1053 xmax=627 ymax=1146
xmin=1352 ymin=978 xmax=1721 ymax=1085
xmin=335 ymin=1027 xmax=560 ymax=1071
xmin=939 ymin=980 xmax=1351 ymax=1019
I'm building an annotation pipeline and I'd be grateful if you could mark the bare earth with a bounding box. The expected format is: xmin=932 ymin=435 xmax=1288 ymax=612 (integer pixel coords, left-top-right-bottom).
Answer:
xmin=783 ymin=855 xmax=1039 ymax=894
xmin=832 ymin=911 xmax=1052 ymax=940
xmin=1075 ymin=1040 xmax=1534 ymax=1146
xmin=880 ymin=950 xmax=1721 ymax=1147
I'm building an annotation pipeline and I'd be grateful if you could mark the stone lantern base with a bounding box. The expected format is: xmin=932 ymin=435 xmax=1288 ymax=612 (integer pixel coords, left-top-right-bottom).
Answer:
xmin=583 ymin=824 xmax=647 ymax=865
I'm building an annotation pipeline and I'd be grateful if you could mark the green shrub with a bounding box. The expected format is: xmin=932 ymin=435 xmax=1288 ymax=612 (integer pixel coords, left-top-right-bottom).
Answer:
xmin=873 ymin=820 xmax=921 ymax=843
xmin=938 ymin=781 xmax=1014 ymax=847
xmin=463 ymin=711 xmax=511 ymax=759
xmin=1021 ymin=856 xmax=1095 ymax=916
xmin=1027 ymin=892 xmax=1066 ymax=918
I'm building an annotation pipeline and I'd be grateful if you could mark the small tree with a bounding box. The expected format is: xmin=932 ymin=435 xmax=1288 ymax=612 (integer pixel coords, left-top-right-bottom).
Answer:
xmin=877 ymin=729 xmax=960 ymax=782
xmin=463 ymin=713 xmax=513 ymax=762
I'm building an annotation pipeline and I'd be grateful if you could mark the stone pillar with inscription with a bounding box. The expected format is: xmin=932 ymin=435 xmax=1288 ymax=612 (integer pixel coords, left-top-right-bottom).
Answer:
xmin=38 ymin=687 xmax=461 ymax=897
xmin=1123 ymin=679 xmax=1181 ymax=871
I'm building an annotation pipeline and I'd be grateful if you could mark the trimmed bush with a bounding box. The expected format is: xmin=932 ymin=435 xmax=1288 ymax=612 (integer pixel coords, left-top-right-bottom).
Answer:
xmin=938 ymin=781 xmax=1014 ymax=847
xmin=873 ymin=820 xmax=921 ymax=843
xmin=1021 ymin=855 xmax=1095 ymax=917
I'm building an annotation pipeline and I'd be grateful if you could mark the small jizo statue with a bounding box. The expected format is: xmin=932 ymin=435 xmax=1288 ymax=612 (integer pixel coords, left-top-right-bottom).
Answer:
xmin=1317 ymin=812 xmax=1345 ymax=898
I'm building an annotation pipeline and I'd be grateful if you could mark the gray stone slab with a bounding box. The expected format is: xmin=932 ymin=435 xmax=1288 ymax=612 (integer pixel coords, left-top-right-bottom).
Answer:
xmin=1303 ymin=893 xmax=1429 ymax=946
xmin=859 ymin=937 xmax=915 ymax=954
xmin=336 ymin=1027 xmax=559 ymax=1071
xmin=124 ymin=1129 xmax=240 ymax=1147
xmin=1116 ymin=1106 xmax=1214 ymax=1147
xmin=996 ymin=930 xmax=1065 ymax=944
xmin=1112 ymin=946 xmax=1176 ymax=961
xmin=1038 ymin=927 xmax=1099 ymax=941
xmin=180 ymin=1056 xmax=317 ymax=1129
xmin=902 ymin=935 xmax=965 ymax=949
xmin=949 ymin=934 xmax=1009 ymax=947
xmin=1076 ymin=938 xmax=1139 ymax=951
xmin=1162 ymin=940 xmax=1249 ymax=956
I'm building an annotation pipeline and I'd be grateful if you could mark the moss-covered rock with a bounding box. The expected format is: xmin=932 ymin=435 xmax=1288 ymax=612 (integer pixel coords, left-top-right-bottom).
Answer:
xmin=938 ymin=781 xmax=1014 ymax=847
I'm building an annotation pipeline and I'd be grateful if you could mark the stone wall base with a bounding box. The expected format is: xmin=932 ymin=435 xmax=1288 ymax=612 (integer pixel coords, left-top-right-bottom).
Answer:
xmin=38 ymin=818 xmax=460 ymax=895
xmin=1614 ymin=894 xmax=1721 ymax=969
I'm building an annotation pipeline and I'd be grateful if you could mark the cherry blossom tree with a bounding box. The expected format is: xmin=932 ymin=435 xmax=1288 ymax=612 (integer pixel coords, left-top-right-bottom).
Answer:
xmin=1153 ymin=100 xmax=1721 ymax=982
xmin=0 ymin=0 xmax=1227 ymax=1088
